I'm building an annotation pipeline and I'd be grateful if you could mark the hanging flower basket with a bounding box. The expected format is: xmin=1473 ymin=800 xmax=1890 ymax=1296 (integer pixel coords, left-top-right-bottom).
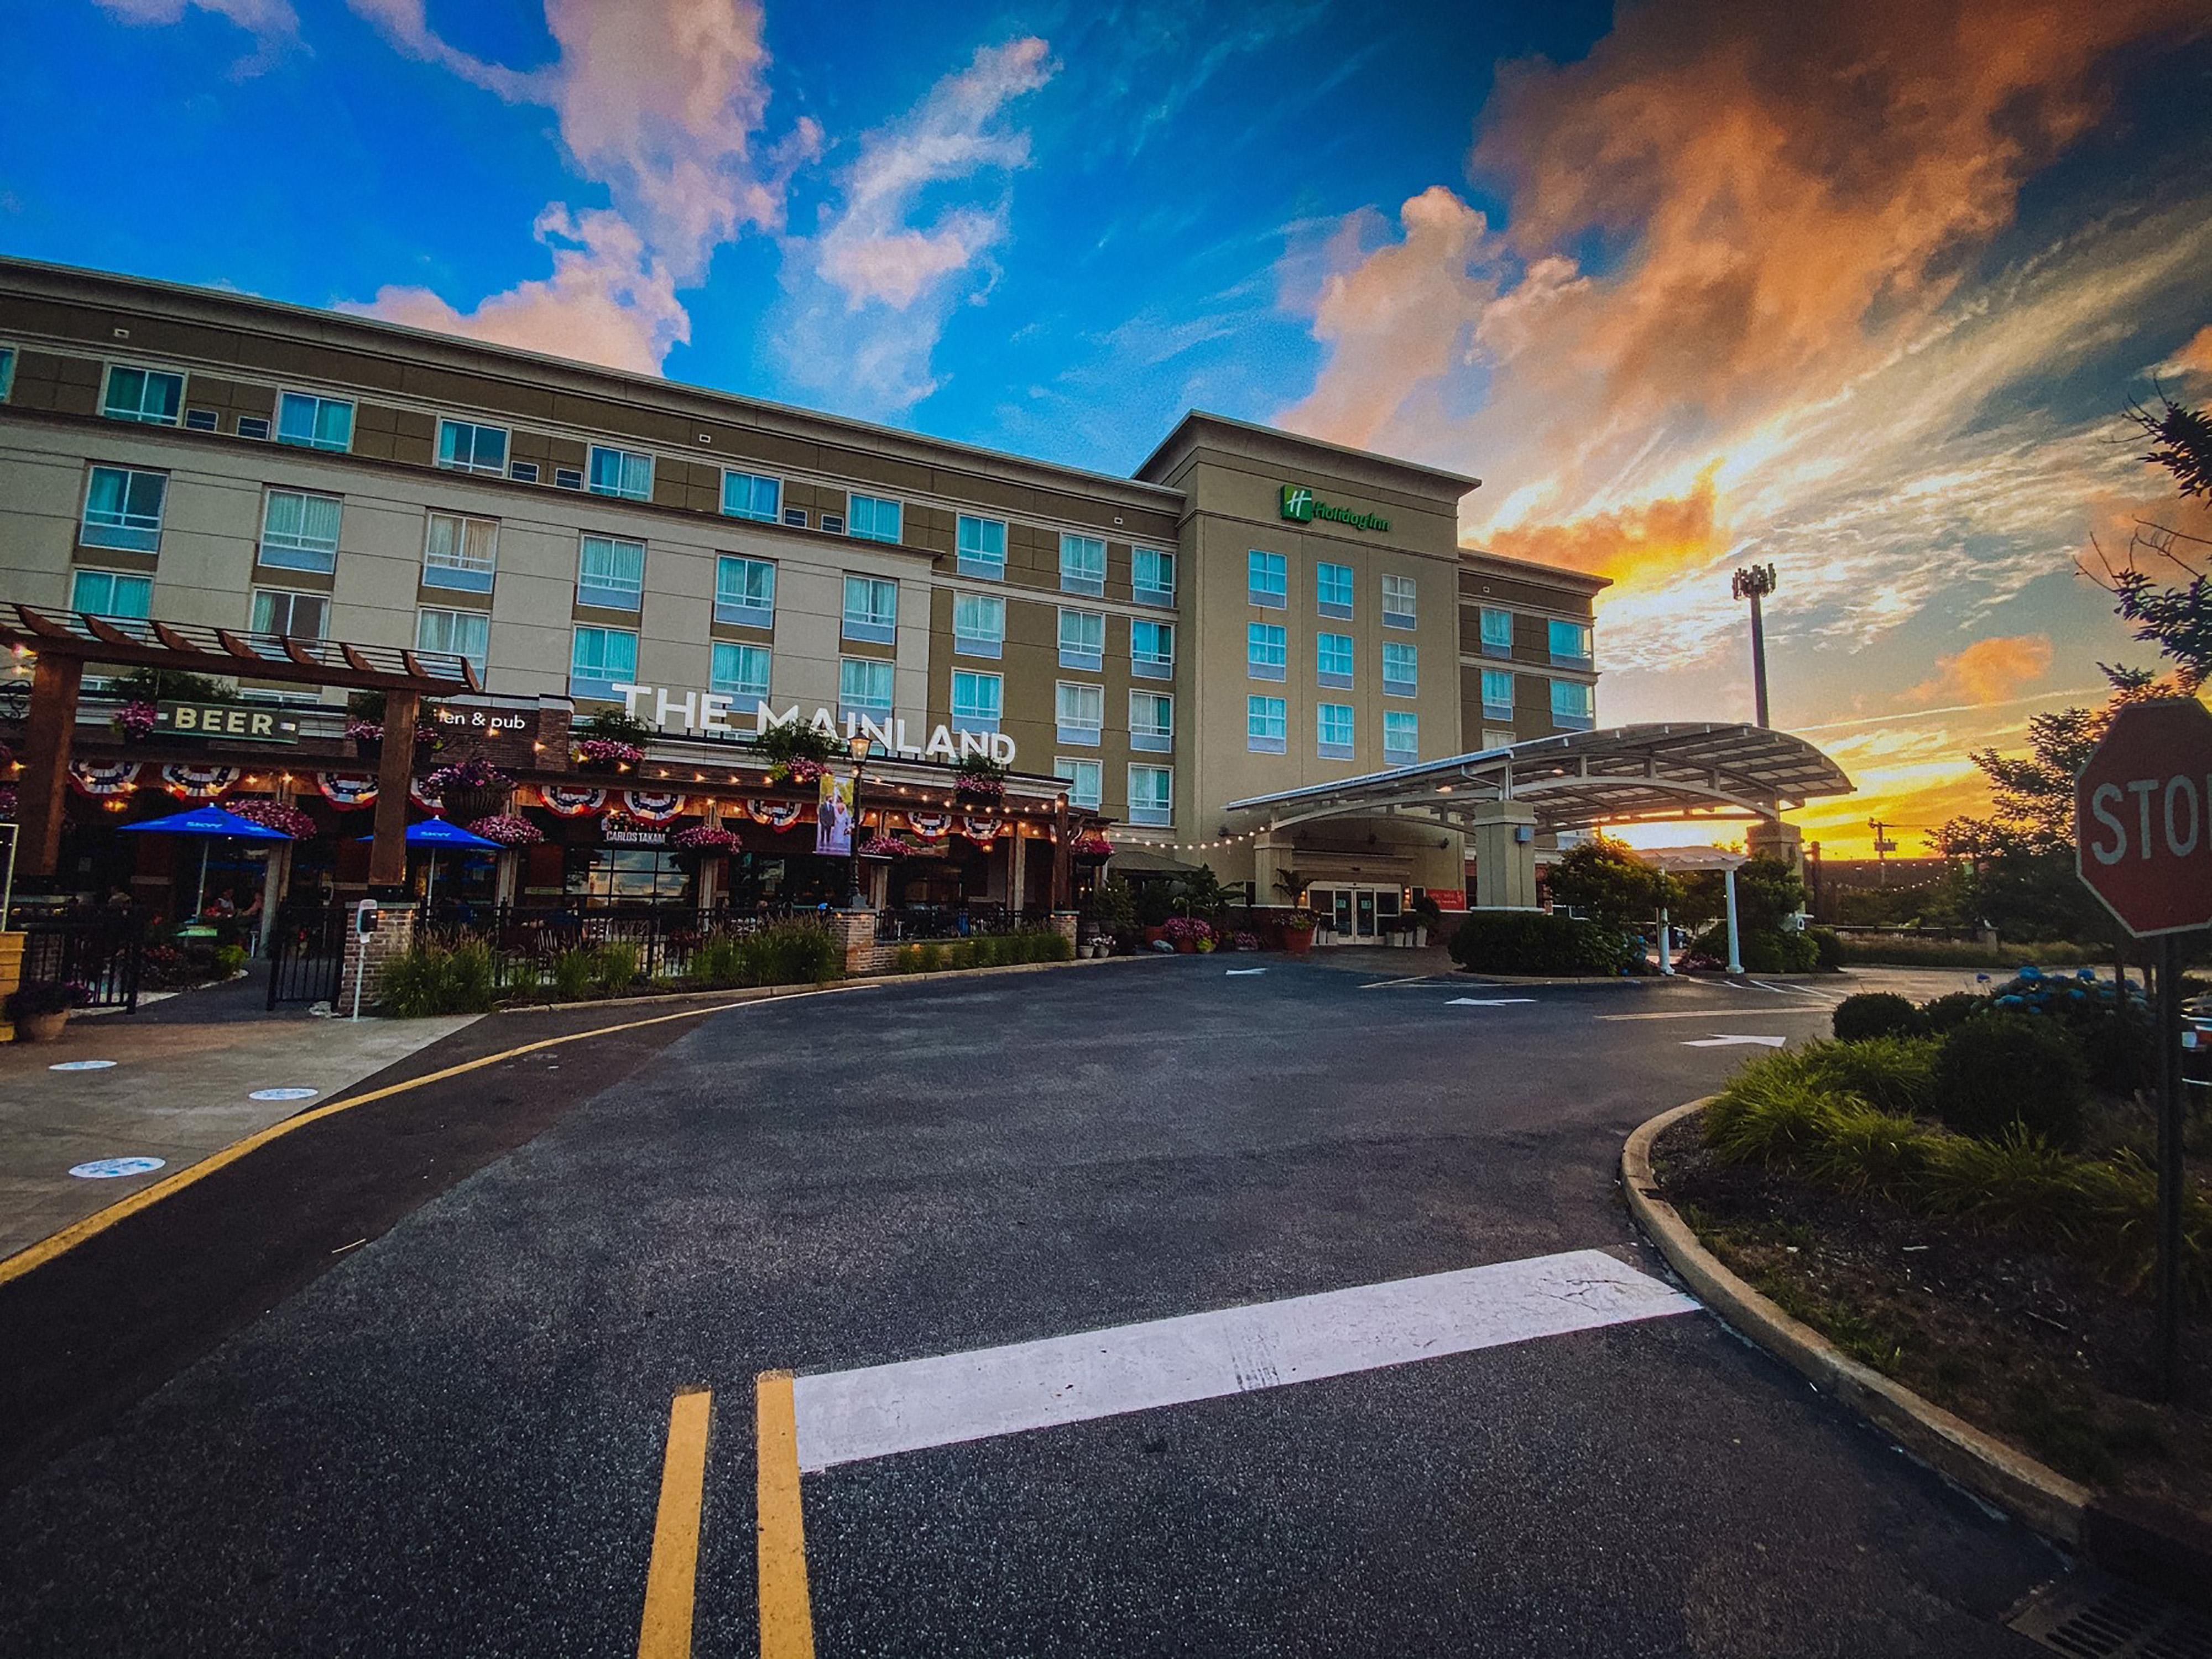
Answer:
xmin=670 ymin=823 xmax=740 ymax=853
xmin=953 ymin=772 xmax=1005 ymax=802
xmin=858 ymin=833 xmax=909 ymax=859
xmin=770 ymin=757 xmax=823 ymax=786
xmin=227 ymin=798 xmax=318 ymax=839
xmin=114 ymin=700 xmax=158 ymax=742
xmin=574 ymin=737 xmax=644 ymax=772
xmin=1071 ymin=833 xmax=1114 ymax=859
xmin=466 ymin=813 xmax=545 ymax=847
xmin=424 ymin=757 xmax=513 ymax=823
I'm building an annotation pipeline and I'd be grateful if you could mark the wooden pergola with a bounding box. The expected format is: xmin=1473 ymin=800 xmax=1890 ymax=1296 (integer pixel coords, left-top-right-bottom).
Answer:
xmin=0 ymin=604 xmax=480 ymax=889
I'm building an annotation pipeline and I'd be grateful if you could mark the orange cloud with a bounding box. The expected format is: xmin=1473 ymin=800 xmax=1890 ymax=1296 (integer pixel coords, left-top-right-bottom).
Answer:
xmin=2174 ymin=325 xmax=2212 ymax=378
xmin=1484 ymin=469 xmax=1724 ymax=586
xmin=1905 ymin=635 xmax=2054 ymax=708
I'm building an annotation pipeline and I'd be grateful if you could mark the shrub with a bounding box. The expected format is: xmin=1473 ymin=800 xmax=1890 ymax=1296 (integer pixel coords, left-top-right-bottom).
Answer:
xmin=1449 ymin=910 xmax=1633 ymax=975
xmin=945 ymin=941 xmax=975 ymax=970
xmin=749 ymin=919 xmax=842 ymax=985
xmin=212 ymin=943 xmax=249 ymax=977
xmin=1684 ymin=924 xmax=1819 ymax=973
xmin=551 ymin=947 xmax=597 ymax=1002
xmin=1833 ymin=936 xmax=2104 ymax=968
xmin=1919 ymin=992 xmax=1986 ymax=1033
xmin=1933 ymin=1013 xmax=2087 ymax=1149
xmin=378 ymin=941 xmax=501 ymax=1017
xmin=1797 ymin=1106 xmax=1937 ymax=1198
xmin=917 ymin=942 xmax=946 ymax=972
xmin=1832 ymin=992 xmax=1926 ymax=1042
xmin=1704 ymin=1064 xmax=1853 ymax=1166
xmin=6 ymin=980 xmax=89 ymax=1019
xmin=893 ymin=945 xmax=922 ymax=974
xmin=1799 ymin=1036 xmax=1939 ymax=1115
xmin=595 ymin=941 xmax=641 ymax=996
xmin=692 ymin=935 xmax=748 ymax=988
xmin=1804 ymin=926 xmax=1845 ymax=971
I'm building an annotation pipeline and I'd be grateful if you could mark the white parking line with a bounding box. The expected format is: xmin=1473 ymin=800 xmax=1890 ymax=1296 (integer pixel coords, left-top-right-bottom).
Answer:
xmin=1597 ymin=1007 xmax=1829 ymax=1022
xmin=1446 ymin=997 xmax=1538 ymax=1006
xmin=789 ymin=1249 xmax=1697 ymax=1472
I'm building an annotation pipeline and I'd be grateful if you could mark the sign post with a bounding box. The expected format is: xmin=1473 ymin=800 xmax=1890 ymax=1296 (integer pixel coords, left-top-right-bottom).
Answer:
xmin=2074 ymin=698 xmax=2212 ymax=1401
xmin=350 ymin=899 xmax=378 ymax=1024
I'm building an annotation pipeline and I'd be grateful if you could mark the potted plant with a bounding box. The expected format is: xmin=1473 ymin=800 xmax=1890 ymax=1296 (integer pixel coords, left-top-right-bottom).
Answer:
xmin=953 ymin=754 xmax=1009 ymax=804
xmin=467 ymin=813 xmax=546 ymax=846
xmin=754 ymin=721 xmax=839 ymax=785
xmin=1280 ymin=911 xmax=1317 ymax=956
xmin=8 ymin=979 xmax=88 ymax=1042
xmin=424 ymin=755 xmax=513 ymax=823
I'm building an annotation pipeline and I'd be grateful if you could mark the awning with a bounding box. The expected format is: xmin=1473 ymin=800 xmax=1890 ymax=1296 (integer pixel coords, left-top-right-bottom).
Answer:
xmin=1225 ymin=723 xmax=1852 ymax=836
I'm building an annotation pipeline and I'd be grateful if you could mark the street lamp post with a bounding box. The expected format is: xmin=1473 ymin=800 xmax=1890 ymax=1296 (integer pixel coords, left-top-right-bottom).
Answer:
xmin=844 ymin=731 xmax=871 ymax=910
xmin=1731 ymin=563 xmax=1778 ymax=728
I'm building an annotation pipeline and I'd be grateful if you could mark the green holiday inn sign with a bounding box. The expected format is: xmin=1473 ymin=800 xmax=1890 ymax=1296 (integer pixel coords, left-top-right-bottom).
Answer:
xmin=1280 ymin=483 xmax=1389 ymax=533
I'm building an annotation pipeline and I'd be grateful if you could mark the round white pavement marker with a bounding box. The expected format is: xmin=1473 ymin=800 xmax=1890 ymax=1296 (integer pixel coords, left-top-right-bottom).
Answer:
xmin=49 ymin=1059 xmax=118 ymax=1072
xmin=69 ymin=1156 xmax=166 ymax=1180
xmin=248 ymin=1087 xmax=320 ymax=1102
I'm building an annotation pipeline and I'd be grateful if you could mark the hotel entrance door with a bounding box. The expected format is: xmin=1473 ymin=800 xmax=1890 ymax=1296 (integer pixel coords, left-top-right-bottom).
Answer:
xmin=1310 ymin=884 xmax=1401 ymax=943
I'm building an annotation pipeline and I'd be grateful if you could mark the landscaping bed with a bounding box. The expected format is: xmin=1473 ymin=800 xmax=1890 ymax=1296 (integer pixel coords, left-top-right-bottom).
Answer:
xmin=1648 ymin=974 xmax=2211 ymax=1520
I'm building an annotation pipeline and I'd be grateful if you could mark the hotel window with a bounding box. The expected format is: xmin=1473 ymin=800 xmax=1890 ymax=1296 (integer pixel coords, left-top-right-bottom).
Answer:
xmin=70 ymin=568 xmax=152 ymax=620
xmin=1058 ymin=607 xmax=1105 ymax=671
xmin=1246 ymin=695 xmax=1287 ymax=754
xmin=1316 ymin=631 xmax=1354 ymax=689
xmin=419 ymin=607 xmax=489 ymax=677
xmin=951 ymin=669 xmax=1003 ymax=734
xmin=1128 ymin=764 xmax=1173 ymax=828
xmin=1382 ymin=572 xmax=1417 ymax=629
xmin=842 ymin=575 xmax=899 ymax=644
xmin=1480 ymin=607 xmax=1513 ymax=658
xmin=1481 ymin=668 xmax=1514 ymax=723
xmin=1248 ymin=549 xmax=1286 ymax=608
xmin=1551 ymin=678 xmax=1595 ymax=731
xmin=1246 ymin=622 xmax=1286 ymax=681
xmin=251 ymin=588 xmax=326 ymax=641
xmin=1383 ymin=709 xmax=1419 ymax=765
xmin=1055 ymin=680 xmax=1103 ymax=747
xmin=578 ymin=534 xmax=646 ymax=610
xmin=957 ymin=514 xmax=1006 ymax=580
xmin=714 ymin=555 xmax=776 ymax=628
xmin=509 ymin=460 xmax=539 ymax=483
xmin=838 ymin=656 xmax=894 ymax=721
xmin=1317 ymin=702 xmax=1355 ymax=760
xmin=1060 ymin=532 xmax=1105 ymax=596
xmin=0 ymin=345 xmax=14 ymax=401
xmin=258 ymin=488 xmax=342 ymax=573
xmin=80 ymin=466 xmax=168 ymax=552
xmin=436 ymin=419 xmax=508 ymax=476
xmin=1131 ymin=618 xmax=1174 ymax=680
xmin=569 ymin=625 xmax=637 ymax=700
xmin=1129 ymin=690 xmax=1172 ymax=753
xmin=1549 ymin=618 xmax=1594 ymax=668
xmin=1316 ymin=560 xmax=1354 ymax=619
xmin=953 ymin=592 xmax=1005 ymax=658
xmin=849 ymin=494 xmax=902 ymax=544
xmin=423 ymin=512 xmax=497 ymax=593
xmin=276 ymin=390 xmax=354 ymax=452
xmin=711 ymin=641 xmax=771 ymax=702
xmin=1383 ymin=641 xmax=1418 ymax=697
xmin=1133 ymin=546 xmax=1175 ymax=606
xmin=102 ymin=365 xmax=182 ymax=425
xmin=721 ymin=469 xmax=781 ymax=523
xmin=1054 ymin=757 xmax=1102 ymax=811
xmin=588 ymin=444 xmax=653 ymax=500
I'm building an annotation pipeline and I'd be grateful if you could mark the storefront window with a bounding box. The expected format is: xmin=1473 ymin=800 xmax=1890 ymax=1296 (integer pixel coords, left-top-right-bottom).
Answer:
xmin=564 ymin=847 xmax=694 ymax=906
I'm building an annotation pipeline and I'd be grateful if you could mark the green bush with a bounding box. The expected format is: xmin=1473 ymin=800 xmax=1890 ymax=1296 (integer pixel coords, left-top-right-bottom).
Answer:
xmin=893 ymin=945 xmax=922 ymax=974
xmin=1805 ymin=926 xmax=1845 ymax=971
xmin=1686 ymin=924 xmax=1819 ymax=973
xmin=1832 ymin=992 xmax=1926 ymax=1042
xmin=1798 ymin=1035 xmax=1940 ymax=1115
xmin=551 ymin=947 xmax=597 ymax=1001
xmin=748 ymin=919 xmax=842 ymax=985
xmin=1919 ymin=992 xmax=1986 ymax=1033
xmin=1933 ymin=1013 xmax=2087 ymax=1149
xmin=595 ymin=941 xmax=641 ymax=996
xmin=212 ymin=943 xmax=249 ymax=976
xmin=692 ymin=935 xmax=748 ymax=988
xmin=945 ymin=941 xmax=975 ymax=970
xmin=1833 ymin=936 xmax=2104 ymax=968
xmin=1448 ymin=910 xmax=1633 ymax=975
xmin=917 ymin=942 xmax=946 ymax=972
xmin=377 ymin=940 xmax=502 ymax=1017
xmin=1797 ymin=1105 xmax=1938 ymax=1198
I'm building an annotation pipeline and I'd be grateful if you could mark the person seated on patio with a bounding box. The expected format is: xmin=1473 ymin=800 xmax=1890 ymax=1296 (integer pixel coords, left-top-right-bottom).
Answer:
xmin=207 ymin=892 xmax=236 ymax=918
xmin=104 ymin=886 xmax=132 ymax=908
xmin=238 ymin=889 xmax=263 ymax=922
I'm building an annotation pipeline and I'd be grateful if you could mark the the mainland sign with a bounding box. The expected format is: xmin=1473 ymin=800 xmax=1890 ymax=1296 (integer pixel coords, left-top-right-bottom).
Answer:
xmin=608 ymin=682 xmax=1018 ymax=765
xmin=1281 ymin=482 xmax=1390 ymax=534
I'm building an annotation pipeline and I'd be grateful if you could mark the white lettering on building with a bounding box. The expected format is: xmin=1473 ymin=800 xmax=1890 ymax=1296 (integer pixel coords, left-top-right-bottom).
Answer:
xmin=615 ymin=684 xmax=1016 ymax=764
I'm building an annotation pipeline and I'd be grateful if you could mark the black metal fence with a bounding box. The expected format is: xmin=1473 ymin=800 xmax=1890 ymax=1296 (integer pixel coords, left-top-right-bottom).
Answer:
xmin=15 ymin=909 xmax=145 ymax=1012
xmin=267 ymin=903 xmax=347 ymax=1010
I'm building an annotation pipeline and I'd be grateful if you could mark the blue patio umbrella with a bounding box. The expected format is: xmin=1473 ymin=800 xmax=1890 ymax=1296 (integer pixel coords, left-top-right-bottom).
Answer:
xmin=120 ymin=804 xmax=291 ymax=917
xmin=356 ymin=817 xmax=499 ymax=904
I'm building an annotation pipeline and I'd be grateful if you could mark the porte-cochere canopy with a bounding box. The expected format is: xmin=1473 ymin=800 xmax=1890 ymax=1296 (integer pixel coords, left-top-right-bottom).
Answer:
xmin=1224 ymin=723 xmax=1853 ymax=834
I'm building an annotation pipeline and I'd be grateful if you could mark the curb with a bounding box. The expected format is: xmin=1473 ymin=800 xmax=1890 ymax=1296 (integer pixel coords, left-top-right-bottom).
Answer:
xmin=492 ymin=948 xmax=1160 ymax=1016
xmin=1621 ymin=1098 xmax=2094 ymax=1545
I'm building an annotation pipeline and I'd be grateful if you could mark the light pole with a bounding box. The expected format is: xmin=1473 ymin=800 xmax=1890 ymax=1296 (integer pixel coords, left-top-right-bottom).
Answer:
xmin=1731 ymin=562 xmax=1777 ymax=727
xmin=843 ymin=731 xmax=870 ymax=909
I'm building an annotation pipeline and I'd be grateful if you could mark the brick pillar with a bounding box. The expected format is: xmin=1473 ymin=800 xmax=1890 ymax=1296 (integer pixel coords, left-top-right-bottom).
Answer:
xmin=0 ymin=931 xmax=25 ymax=1042
xmin=828 ymin=907 xmax=876 ymax=976
xmin=1050 ymin=910 xmax=1078 ymax=946
xmin=337 ymin=902 xmax=417 ymax=1013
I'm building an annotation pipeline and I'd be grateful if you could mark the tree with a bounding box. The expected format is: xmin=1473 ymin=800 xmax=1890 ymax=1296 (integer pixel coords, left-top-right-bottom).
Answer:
xmin=1546 ymin=834 xmax=1676 ymax=932
xmin=2093 ymin=394 xmax=2211 ymax=693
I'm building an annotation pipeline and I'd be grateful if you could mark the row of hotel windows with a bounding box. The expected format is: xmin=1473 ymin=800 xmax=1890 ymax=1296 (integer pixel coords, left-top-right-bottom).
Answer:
xmin=1051 ymin=760 xmax=1173 ymax=826
xmin=1246 ymin=549 xmax=1595 ymax=667
xmin=1245 ymin=698 xmax=1423 ymax=765
xmin=1247 ymin=625 xmax=1423 ymax=694
xmin=51 ymin=359 xmax=1180 ymax=599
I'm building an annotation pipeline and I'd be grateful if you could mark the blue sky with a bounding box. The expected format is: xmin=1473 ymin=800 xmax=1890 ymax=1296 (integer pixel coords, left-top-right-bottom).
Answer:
xmin=5 ymin=0 xmax=2210 ymax=853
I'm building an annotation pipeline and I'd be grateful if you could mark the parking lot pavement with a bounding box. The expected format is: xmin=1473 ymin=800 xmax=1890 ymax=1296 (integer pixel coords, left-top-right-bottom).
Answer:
xmin=0 ymin=960 xmax=2060 ymax=1656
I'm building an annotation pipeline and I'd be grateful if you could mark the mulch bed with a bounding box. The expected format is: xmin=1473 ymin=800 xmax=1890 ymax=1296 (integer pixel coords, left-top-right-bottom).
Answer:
xmin=1652 ymin=1113 xmax=2212 ymax=1519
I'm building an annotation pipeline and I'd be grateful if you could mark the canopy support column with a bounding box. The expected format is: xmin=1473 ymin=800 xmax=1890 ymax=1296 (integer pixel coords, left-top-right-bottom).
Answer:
xmin=1467 ymin=799 xmax=1539 ymax=910
xmin=369 ymin=691 xmax=418 ymax=894
xmin=16 ymin=654 xmax=82 ymax=882
xmin=1723 ymin=867 xmax=1744 ymax=975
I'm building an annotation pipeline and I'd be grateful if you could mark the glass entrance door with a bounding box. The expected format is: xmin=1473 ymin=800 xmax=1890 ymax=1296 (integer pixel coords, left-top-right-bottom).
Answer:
xmin=1311 ymin=884 xmax=1401 ymax=943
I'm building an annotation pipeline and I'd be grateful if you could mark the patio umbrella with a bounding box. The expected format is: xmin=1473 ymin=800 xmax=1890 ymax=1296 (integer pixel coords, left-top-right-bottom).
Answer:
xmin=119 ymin=804 xmax=291 ymax=918
xmin=356 ymin=817 xmax=499 ymax=905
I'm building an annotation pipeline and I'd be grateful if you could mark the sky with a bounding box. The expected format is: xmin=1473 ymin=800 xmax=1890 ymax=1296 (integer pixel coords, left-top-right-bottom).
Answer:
xmin=4 ymin=0 xmax=2210 ymax=857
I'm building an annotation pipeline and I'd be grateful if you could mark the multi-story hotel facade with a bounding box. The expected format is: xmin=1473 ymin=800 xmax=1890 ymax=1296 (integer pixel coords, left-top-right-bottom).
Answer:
xmin=0 ymin=258 xmax=1603 ymax=921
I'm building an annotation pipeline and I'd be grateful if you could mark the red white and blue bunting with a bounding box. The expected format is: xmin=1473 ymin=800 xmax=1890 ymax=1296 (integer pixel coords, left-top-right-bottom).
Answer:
xmin=960 ymin=814 xmax=1003 ymax=847
xmin=747 ymin=799 xmax=806 ymax=831
xmin=160 ymin=763 xmax=242 ymax=800
xmin=410 ymin=778 xmax=445 ymax=813
xmin=904 ymin=810 xmax=952 ymax=841
xmin=69 ymin=759 xmax=140 ymax=798
xmin=315 ymin=773 xmax=379 ymax=810
xmin=536 ymin=784 xmax=607 ymax=818
xmin=621 ymin=789 xmax=687 ymax=825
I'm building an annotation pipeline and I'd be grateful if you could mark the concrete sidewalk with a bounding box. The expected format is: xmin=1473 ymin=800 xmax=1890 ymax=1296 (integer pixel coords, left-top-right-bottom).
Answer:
xmin=0 ymin=989 xmax=476 ymax=1261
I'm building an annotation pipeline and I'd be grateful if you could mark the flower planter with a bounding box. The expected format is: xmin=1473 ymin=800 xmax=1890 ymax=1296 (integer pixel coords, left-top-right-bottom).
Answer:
xmin=1144 ymin=926 xmax=1167 ymax=946
xmin=16 ymin=1010 xmax=67 ymax=1043
xmin=1175 ymin=938 xmax=1196 ymax=954
xmin=438 ymin=785 xmax=510 ymax=823
xmin=1282 ymin=928 xmax=1314 ymax=957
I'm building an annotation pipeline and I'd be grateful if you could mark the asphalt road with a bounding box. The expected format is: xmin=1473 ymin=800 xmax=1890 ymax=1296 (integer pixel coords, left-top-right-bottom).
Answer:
xmin=0 ymin=959 xmax=2063 ymax=1656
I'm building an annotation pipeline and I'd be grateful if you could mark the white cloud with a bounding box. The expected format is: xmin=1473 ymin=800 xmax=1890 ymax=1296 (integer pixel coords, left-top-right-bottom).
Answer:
xmin=93 ymin=0 xmax=296 ymax=39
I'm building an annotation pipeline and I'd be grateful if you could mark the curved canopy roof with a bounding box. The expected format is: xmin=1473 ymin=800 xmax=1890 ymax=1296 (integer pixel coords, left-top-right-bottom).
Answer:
xmin=1224 ymin=723 xmax=1853 ymax=835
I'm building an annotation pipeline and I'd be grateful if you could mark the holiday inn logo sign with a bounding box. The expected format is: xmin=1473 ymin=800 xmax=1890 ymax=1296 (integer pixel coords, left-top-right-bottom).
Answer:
xmin=1281 ymin=483 xmax=1390 ymax=533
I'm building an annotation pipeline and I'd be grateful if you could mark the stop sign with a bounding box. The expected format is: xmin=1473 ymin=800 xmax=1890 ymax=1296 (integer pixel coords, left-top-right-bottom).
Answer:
xmin=2076 ymin=698 xmax=2212 ymax=937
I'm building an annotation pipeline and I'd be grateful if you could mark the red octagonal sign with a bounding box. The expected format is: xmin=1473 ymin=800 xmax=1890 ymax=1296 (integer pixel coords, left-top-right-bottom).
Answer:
xmin=2075 ymin=698 xmax=2212 ymax=938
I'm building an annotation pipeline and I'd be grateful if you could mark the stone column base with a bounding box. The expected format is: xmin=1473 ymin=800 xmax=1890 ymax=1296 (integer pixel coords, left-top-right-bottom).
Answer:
xmin=337 ymin=904 xmax=418 ymax=1014
xmin=828 ymin=908 xmax=878 ymax=975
